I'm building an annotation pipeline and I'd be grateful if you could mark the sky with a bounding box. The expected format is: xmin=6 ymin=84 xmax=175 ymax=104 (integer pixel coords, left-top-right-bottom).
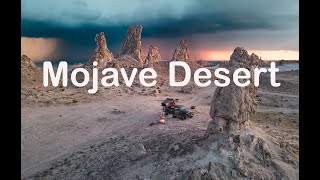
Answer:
xmin=21 ymin=0 xmax=299 ymax=62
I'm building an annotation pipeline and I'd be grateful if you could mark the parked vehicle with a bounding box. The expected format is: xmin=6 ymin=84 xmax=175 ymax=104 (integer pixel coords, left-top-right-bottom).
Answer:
xmin=161 ymin=98 xmax=194 ymax=120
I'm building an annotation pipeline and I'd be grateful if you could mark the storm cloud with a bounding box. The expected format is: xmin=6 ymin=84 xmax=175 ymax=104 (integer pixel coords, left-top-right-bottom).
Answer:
xmin=21 ymin=0 xmax=299 ymax=61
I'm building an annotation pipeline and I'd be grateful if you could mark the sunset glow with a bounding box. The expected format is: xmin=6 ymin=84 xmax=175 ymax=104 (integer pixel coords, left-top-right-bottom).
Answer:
xmin=195 ymin=50 xmax=299 ymax=61
xmin=22 ymin=36 xmax=299 ymax=62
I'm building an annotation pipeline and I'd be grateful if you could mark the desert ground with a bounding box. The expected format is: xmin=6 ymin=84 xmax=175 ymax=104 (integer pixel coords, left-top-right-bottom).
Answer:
xmin=21 ymin=66 xmax=299 ymax=179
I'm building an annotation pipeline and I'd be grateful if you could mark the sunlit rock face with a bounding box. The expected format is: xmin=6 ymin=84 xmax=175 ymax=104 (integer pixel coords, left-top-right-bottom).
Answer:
xmin=144 ymin=45 xmax=161 ymax=67
xmin=171 ymin=37 xmax=190 ymax=62
xmin=119 ymin=25 xmax=143 ymax=62
xmin=208 ymin=47 xmax=258 ymax=133
xmin=88 ymin=32 xmax=114 ymax=67
xmin=21 ymin=55 xmax=42 ymax=87
xmin=21 ymin=55 xmax=37 ymax=70
xmin=249 ymin=53 xmax=268 ymax=67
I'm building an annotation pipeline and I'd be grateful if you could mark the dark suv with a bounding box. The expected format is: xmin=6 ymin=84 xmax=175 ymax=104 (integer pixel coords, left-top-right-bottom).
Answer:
xmin=163 ymin=104 xmax=194 ymax=120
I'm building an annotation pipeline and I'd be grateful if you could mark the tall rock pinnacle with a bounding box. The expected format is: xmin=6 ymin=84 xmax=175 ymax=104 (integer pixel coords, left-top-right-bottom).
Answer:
xmin=171 ymin=37 xmax=190 ymax=62
xmin=208 ymin=47 xmax=258 ymax=133
xmin=119 ymin=25 xmax=143 ymax=62
xmin=144 ymin=45 xmax=161 ymax=67
xmin=88 ymin=32 xmax=113 ymax=67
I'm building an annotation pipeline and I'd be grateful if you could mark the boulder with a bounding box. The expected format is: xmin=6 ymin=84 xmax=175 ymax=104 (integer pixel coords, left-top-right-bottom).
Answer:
xmin=129 ymin=143 xmax=147 ymax=161
xmin=181 ymin=85 xmax=194 ymax=93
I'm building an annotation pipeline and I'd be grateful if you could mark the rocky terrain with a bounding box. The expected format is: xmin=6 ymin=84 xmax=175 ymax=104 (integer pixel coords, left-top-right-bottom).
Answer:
xmin=21 ymin=25 xmax=299 ymax=179
xmin=21 ymin=55 xmax=42 ymax=87
xmin=182 ymin=47 xmax=298 ymax=180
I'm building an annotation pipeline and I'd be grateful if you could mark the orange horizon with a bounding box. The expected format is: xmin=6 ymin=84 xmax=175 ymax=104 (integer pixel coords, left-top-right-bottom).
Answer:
xmin=21 ymin=37 xmax=299 ymax=61
xmin=193 ymin=50 xmax=299 ymax=61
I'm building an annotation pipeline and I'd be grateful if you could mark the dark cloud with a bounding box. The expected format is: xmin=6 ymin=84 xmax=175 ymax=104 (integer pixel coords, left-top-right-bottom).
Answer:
xmin=22 ymin=19 xmax=133 ymax=61
xmin=21 ymin=0 xmax=298 ymax=61
xmin=22 ymin=11 xmax=298 ymax=41
xmin=61 ymin=9 xmax=101 ymax=22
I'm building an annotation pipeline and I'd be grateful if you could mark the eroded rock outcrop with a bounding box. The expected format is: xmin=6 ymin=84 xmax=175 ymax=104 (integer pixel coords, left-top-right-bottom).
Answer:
xmin=143 ymin=45 xmax=161 ymax=67
xmin=21 ymin=55 xmax=38 ymax=71
xmin=21 ymin=55 xmax=42 ymax=87
xmin=178 ymin=127 xmax=293 ymax=180
xmin=249 ymin=53 xmax=268 ymax=67
xmin=229 ymin=47 xmax=251 ymax=65
xmin=229 ymin=48 xmax=268 ymax=67
xmin=180 ymin=47 xmax=298 ymax=179
xmin=88 ymin=32 xmax=113 ymax=67
xmin=171 ymin=37 xmax=190 ymax=62
xmin=119 ymin=25 xmax=143 ymax=62
xmin=208 ymin=47 xmax=258 ymax=133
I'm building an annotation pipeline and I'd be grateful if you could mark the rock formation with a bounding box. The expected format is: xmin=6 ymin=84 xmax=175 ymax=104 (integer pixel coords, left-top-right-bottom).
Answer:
xmin=179 ymin=126 xmax=294 ymax=180
xmin=229 ymin=48 xmax=268 ymax=67
xmin=119 ymin=25 xmax=143 ymax=62
xmin=208 ymin=47 xmax=258 ymax=133
xmin=180 ymin=48 xmax=297 ymax=180
xmin=21 ymin=55 xmax=38 ymax=71
xmin=171 ymin=37 xmax=190 ymax=62
xmin=143 ymin=45 xmax=161 ymax=67
xmin=229 ymin=47 xmax=251 ymax=65
xmin=181 ymin=84 xmax=194 ymax=93
xmin=249 ymin=53 xmax=268 ymax=67
xmin=87 ymin=32 xmax=113 ymax=67
xmin=21 ymin=55 xmax=42 ymax=87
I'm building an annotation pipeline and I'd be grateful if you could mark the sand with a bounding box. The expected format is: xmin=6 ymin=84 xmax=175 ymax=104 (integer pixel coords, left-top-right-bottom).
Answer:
xmin=21 ymin=70 xmax=299 ymax=179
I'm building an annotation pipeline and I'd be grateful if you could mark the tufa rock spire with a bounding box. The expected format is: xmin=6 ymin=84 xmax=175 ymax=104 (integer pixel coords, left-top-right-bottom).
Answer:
xmin=143 ymin=45 xmax=161 ymax=67
xmin=119 ymin=25 xmax=143 ymax=62
xmin=88 ymin=32 xmax=113 ymax=67
xmin=208 ymin=47 xmax=258 ymax=133
xmin=171 ymin=37 xmax=190 ymax=62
